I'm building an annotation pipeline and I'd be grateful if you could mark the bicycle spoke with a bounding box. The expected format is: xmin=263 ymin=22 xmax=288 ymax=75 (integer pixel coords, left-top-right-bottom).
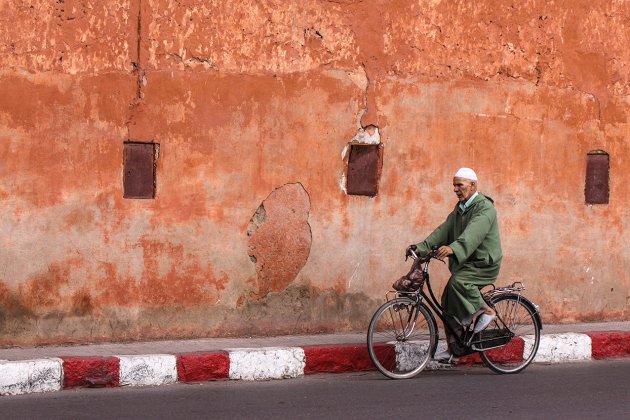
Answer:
xmin=480 ymin=295 xmax=541 ymax=374
xmin=367 ymin=298 xmax=437 ymax=379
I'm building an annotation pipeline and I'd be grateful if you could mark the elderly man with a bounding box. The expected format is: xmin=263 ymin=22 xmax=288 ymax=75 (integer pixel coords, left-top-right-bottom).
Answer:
xmin=409 ymin=167 xmax=502 ymax=359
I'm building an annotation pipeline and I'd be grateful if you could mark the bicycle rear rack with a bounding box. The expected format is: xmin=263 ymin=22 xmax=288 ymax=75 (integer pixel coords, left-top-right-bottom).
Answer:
xmin=483 ymin=281 xmax=525 ymax=299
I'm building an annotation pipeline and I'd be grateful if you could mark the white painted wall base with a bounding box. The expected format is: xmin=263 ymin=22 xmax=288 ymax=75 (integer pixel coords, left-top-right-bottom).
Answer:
xmin=118 ymin=355 xmax=177 ymax=386
xmin=530 ymin=333 xmax=592 ymax=363
xmin=0 ymin=358 xmax=63 ymax=396
xmin=228 ymin=347 xmax=306 ymax=380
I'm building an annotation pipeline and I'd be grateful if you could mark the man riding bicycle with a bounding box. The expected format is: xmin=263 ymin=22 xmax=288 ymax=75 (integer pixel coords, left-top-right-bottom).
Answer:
xmin=407 ymin=167 xmax=502 ymax=361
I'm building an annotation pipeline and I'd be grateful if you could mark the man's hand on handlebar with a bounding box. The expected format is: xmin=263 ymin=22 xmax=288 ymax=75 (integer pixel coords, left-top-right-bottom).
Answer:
xmin=405 ymin=244 xmax=418 ymax=260
xmin=405 ymin=244 xmax=452 ymax=261
xmin=435 ymin=245 xmax=454 ymax=260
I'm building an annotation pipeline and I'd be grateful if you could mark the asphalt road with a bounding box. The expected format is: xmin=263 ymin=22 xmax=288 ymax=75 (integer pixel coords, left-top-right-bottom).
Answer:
xmin=2 ymin=361 xmax=629 ymax=419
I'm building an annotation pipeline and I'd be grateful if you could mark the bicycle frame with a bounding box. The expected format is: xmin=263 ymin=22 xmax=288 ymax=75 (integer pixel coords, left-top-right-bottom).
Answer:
xmin=385 ymin=255 xmax=525 ymax=355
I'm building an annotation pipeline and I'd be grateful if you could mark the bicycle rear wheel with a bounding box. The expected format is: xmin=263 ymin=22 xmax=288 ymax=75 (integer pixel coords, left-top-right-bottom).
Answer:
xmin=479 ymin=294 xmax=541 ymax=374
xmin=367 ymin=297 xmax=437 ymax=379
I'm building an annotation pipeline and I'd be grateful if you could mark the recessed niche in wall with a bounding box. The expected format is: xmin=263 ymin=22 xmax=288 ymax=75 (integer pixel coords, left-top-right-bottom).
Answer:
xmin=123 ymin=142 xmax=158 ymax=199
xmin=346 ymin=143 xmax=382 ymax=197
xmin=585 ymin=150 xmax=609 ymax=205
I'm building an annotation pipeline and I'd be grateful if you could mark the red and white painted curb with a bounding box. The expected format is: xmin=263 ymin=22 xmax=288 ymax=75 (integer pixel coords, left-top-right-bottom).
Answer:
xmin=1 ymin=331 xmax=629 ymax=396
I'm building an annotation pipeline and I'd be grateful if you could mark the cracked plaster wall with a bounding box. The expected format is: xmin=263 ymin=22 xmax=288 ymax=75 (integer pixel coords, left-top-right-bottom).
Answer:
xmin=247 ymin=183 xmax=312 ymax=301
xmin=0 ymin=0 xmax=629 ymax=345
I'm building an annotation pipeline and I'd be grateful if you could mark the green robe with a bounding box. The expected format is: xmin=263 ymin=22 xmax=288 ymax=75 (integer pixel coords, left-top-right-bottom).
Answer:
xmin=415 ymin=193 xmax=502 ymax=329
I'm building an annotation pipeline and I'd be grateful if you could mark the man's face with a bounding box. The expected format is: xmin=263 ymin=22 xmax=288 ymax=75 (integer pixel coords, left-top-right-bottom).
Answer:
xmin=453 ymin=177 xmax=477 ymax=203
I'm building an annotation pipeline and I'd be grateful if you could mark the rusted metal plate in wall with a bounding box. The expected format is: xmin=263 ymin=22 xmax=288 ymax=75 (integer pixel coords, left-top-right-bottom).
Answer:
xmin=347 ymin=144 xmax=380 ymax=196
xmin=124 ymin=142 xmax=156 ymax=199
xmin=585 ymin=153 xmax=609 ymax=204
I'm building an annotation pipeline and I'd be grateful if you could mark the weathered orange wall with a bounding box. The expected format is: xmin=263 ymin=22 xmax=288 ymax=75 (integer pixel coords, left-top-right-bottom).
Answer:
xmin=0 ymin=0 xmax=628 ymax=346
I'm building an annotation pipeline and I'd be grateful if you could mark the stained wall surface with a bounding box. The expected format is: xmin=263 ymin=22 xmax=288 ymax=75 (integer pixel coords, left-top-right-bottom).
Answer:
xmin=0 ymin=0 xmax=628 ymax=346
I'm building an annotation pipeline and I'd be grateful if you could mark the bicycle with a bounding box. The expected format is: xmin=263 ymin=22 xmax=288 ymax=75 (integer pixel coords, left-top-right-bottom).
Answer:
xmin=367 ymin=247 xmax=543 ymax=378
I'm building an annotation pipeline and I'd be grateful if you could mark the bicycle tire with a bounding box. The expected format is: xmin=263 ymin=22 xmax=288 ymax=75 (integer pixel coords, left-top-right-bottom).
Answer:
xmin=479 ymin=294 xmax=541 ymax=374
xmin=367 ymin=297 xmax=438 ymax=379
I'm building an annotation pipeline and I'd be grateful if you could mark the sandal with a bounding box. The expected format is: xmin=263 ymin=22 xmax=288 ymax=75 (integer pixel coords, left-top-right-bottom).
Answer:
xmin=473 ymin=313 xmax=496 ymax=333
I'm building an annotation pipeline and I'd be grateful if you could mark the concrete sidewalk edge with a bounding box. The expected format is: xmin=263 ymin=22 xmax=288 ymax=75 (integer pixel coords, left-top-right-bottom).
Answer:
xmin=1 ymin=331 xmax=629 ymax=396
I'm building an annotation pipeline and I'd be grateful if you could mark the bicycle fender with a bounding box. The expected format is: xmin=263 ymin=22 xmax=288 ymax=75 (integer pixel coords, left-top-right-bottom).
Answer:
xmin=492 ymin=294 xmax=543 ymax=330
xmin=520 ymin=296 xmax=543 ymax=330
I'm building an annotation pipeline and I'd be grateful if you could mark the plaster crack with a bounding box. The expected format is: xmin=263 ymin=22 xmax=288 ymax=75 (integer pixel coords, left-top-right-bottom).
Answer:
xmin=126 ymin=0 xmax=146 ymax=139
xmin=357 ymin=62 xmax=370 ymax=129
xmin=191 ymin=56 xmax=212 ymax=65
xmin=304 ymin=27 xmax=323 ymax=39
xmin=571 ymin=86 xmax=602 ymax=121
xmin=165 ymin=51 xmax=216 ymax=69
xmin=134 ymin=0 xmax=143 ymax=100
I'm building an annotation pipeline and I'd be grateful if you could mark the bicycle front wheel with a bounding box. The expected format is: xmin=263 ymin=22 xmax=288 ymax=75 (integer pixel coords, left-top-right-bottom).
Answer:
xmin=367 ymin=298 xmax=437 ymax=379
xmin=479 ymin=294 xmax=541 ymax=374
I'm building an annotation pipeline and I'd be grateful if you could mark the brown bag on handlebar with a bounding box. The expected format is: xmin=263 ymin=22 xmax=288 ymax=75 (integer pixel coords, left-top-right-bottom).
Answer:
xmin=392 ymin=258 xmax=425 ymax=292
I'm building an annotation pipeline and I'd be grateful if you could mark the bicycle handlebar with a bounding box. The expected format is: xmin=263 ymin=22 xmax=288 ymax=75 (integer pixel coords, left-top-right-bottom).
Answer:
xmin=407 ymin=245 xmax=445 ymax=264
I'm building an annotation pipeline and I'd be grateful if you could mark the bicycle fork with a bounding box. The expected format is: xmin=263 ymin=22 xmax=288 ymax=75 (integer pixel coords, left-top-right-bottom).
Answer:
xmin=391 ymin=302 xmax=421 ymax=340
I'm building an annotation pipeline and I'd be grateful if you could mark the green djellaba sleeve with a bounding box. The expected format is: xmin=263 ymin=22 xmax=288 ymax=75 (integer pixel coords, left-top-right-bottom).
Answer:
xmin=414 ymin=211 xmax=455 ymax=257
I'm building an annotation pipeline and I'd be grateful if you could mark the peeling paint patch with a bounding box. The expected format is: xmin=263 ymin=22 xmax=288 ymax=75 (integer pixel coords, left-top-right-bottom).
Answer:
xmin=346 ymin=66 xmax=369 ymax=92
xmin=339 ymin=173 xmax=348 ymax=194
xmin=247 ymin=184 xmax=312 ymax=300
xmin=351 ymin=125 xmax=380 ymax=145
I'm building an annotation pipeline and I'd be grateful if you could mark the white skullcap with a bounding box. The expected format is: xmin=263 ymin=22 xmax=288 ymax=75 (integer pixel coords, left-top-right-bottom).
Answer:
xmin=454 ymin=167 xmax=478 ymax=181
